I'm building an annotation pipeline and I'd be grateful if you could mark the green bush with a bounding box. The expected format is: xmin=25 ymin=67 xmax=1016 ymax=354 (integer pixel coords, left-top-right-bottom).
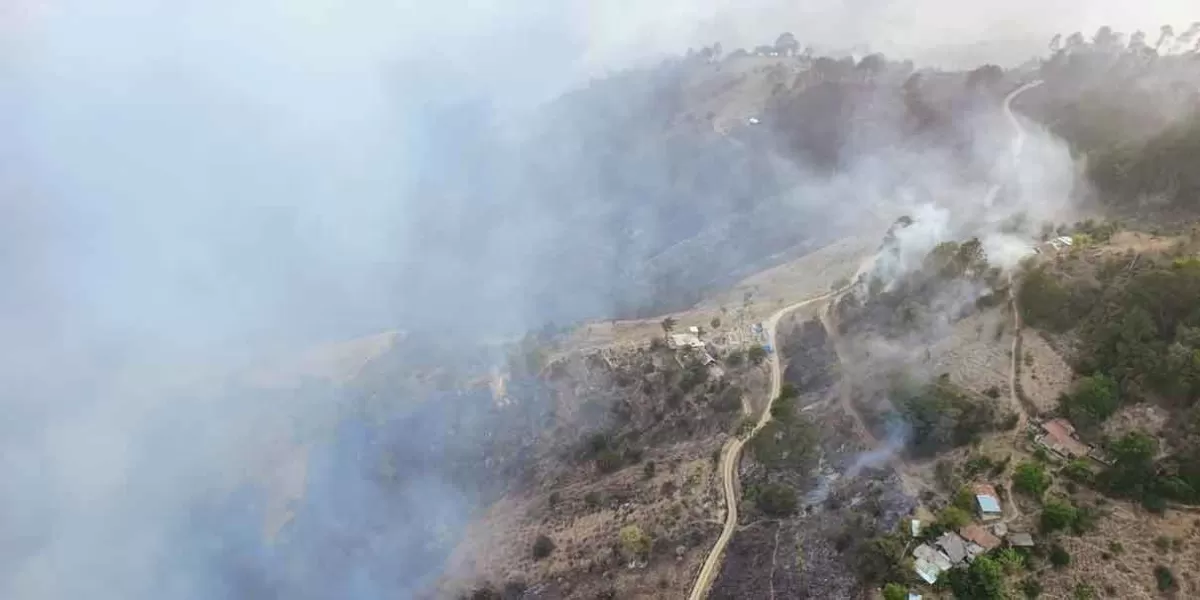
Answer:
xmin=532 ymin=534 xmax=556 ymax=560
xmin=1154 ymin=565 xmax=1178 ymax=592
xmin=939 ymin=506 xmax=972 ymax=530
xmin=1014 ymin=462 xmax=1052 ymax=498
xmin=1049 ymin=543 xmax=1071 ymax=568
xmin=882 ymin=583 xmax=907 ymax=600
xmin=1059 ymin=375 xmax=1120 ymax=430
xmin=1041 ymin=500 xmax=1078 ymax=533
xmin=947 ymin=555 xmax=1006 ymax=600
xmin=755 ymin=483 xmax=798 ymax=517
xmin=619 ymin=525 xmax=652 ymax=560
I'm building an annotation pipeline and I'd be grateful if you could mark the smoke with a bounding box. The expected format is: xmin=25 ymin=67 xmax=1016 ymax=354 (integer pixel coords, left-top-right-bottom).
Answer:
xmin=1 ymin=1 xmax=1193 ymax=599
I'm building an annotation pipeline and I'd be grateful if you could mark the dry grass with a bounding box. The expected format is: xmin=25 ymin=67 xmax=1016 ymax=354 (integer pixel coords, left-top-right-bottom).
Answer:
xmin=1036 ymin=493 xmax=1200 ymax=599
xmin=1019 ymin=331 xmax=1074 ymax=416
xmin=438 ymin=442 xmax=726 ymax=599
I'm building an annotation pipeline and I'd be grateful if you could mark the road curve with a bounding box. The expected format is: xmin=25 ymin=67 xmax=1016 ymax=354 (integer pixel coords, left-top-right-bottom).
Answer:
xmin=686 ymin=79 xmax=1044 ymax=600
xmin=687 ymin=289 xmax=843 ymax=600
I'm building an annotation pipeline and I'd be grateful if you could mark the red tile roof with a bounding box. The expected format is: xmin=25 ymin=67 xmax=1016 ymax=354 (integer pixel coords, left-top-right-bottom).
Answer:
xmin=959 ymin=524 xmax=1002 ymax=551
xmin=1041 ymin=418 xmax=1090 ymax=457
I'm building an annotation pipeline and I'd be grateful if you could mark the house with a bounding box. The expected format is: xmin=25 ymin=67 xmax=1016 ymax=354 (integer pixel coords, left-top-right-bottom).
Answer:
xmin=959 ymin=524 xmax=1002 ymax=553
xmin=913 ymin=543 xmax=953 ymax=584
xmin=910 ymin=519 xmax=922 ymax=537
xmin=935 ymin=532 xmax=969 ymax=565
xmin=1036 ymin=418 xmax=1091 ymax=459
xmin=972 ymin=483 xmax=1003 ymax=521
xmin=667 ymin=333 xmax=705 ymax=350
xmin=913 ymin=558 xmax=941 ymax=585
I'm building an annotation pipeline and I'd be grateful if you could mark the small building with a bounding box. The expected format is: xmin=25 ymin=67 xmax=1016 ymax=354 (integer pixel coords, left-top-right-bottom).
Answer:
xmin=1007 ymin=532 xmax=1035 ymax=547
xmin=1036 ymin=418 xmax=1091 ymax=459
xmin=910 ymin=519 xmax=922 ymax=538
xmin=972 ymin=483 xmax=1003 ymax=521
xmin=959 ymin=524 xmax=1002 ymax=553
xmin=667 ymin=333 xmax=705 ymax=350
xmin=935 ymin=532 xmax=969 ymax=565
xmin=1049 ymin=236 xmax=1074 ymax=250
xmin=913 ymin=558 xmax=941 ymax=585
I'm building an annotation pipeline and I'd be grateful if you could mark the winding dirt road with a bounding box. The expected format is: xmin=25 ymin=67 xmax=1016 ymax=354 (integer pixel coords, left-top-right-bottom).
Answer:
xmin=686 ymin=79 xmax=1043 ymax=599
xmin=686 ymin=289 xmax=843 ymax=600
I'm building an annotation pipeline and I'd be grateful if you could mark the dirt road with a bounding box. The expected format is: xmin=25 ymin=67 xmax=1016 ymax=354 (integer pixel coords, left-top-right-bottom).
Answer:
xmin=686 ymin=79 xmax=1043 ymax=599
xmin=686 ymin=288 xmax=843 ymax=600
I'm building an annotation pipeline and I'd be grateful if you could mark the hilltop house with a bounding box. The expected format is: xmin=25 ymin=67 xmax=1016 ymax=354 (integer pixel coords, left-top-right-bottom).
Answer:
xmin=1036 ymin=418 xmax=1092 ymax=460
xmin=972 ymin=483 xmax=1003 ymax=521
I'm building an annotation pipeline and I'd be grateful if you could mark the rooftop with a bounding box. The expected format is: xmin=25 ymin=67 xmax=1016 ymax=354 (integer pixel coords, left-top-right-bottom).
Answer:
xmin=1040 ymin=418 xmax=1091 ymax=458
xmin=959 ymin=524 xmax=1002 ymax=551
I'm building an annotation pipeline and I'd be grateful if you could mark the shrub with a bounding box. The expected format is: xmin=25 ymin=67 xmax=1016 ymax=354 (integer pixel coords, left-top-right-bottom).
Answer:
xmin=643 ymin=461 xmax=656 ymax=479
xmin=1014 ymin=462 xmax=1052 ymax=498
xmin=948 ymin=555 xmax=1006 ymax=600
xmin=939 ymin=506 xmax=972 ymax=529
xmin=619 ymin=525 xmax=651 ymax=560
xmin=1062 ymin=459 xmax=1094 ymax=483
xmin=1020 ymin=577 xmax=1043 ymax=598
xmin=755 ymin=483 xmax=797 ymax=517
xmin=1060 ymin=375 xmax=1120 ymax=430
xmin=882 ymin=583 xmax=907 ymax=600
xmin=532 ymin=534 xmax=556 ymax=560
xmin=1040 ymin=500 xmax=1078 ymax=533
xmin=1154 ymin=565 xmax=1178 ymax=592
xmin=996 ymin=547 xmax=1026 ymax=573
xmin=1049 ymin=543 xmax=1071 ymax=568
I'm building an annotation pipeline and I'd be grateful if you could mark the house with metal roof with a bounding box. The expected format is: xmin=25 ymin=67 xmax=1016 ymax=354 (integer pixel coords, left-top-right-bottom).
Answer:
xmin=972 ymin=483 xmax=1003 ymax=521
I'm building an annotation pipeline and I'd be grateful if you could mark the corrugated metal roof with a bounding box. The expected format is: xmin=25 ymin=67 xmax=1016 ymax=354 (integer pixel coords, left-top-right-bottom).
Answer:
xmin=977 ymin=494 xmax=1002 ymax=514
xmin=913 ymin=558 xmax=941 ymax=584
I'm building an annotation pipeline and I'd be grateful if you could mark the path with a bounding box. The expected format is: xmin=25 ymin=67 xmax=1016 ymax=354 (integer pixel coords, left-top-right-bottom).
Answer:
xmin=686 ymin=288 xmax=843 ymax=600
xmin=686 ymin=79 xmax=1044 ymax=599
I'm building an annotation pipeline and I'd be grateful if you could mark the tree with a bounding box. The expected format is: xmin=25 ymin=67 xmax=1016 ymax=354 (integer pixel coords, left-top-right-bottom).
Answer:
xmin=1049 ymin=33 xmax=1063 ymax=53
xmin=710 ymin=317 xmax=721 ymax=329
xmin=1066 ymin=32 xmax=1086 ymax=49
xmin=774 ymin=32 xmax=799 ymax=56
xmin=1014 ymin=462 xmax=1052 ymax=498
xmin=1060 ymin=374 xmax=1119 ymax=429
xmin=949 ymin=555 xmax=1006 ymax=599
xmin=661 ymin=317 xmax=677 ymax=334
xmin=748 ymin=345 xmax=768 ymax=365
xmin=882 ymin=583 xmax=907 ymax=600
xmin=1094 ymin=26 xmax=1119 ymax=49
xmin=1041 ymin=499 xmax=1078 ymax=533
xmin=619 ymin=525 xmax=651 ymax=560
xmin=1156 ymin=24 xmax=1175 ymax=52
xmin=857 ymin=53 xmax=887 ymax=77
xmin=939 ymin=506 xmax=972 ymax=529
xmin=532 ymin=534 xmax=556 ymax=560
xmin=996 ymin=547 xmax=1026 ymax=573
xmin=756 ymin=483 xmax=797 ymax=516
